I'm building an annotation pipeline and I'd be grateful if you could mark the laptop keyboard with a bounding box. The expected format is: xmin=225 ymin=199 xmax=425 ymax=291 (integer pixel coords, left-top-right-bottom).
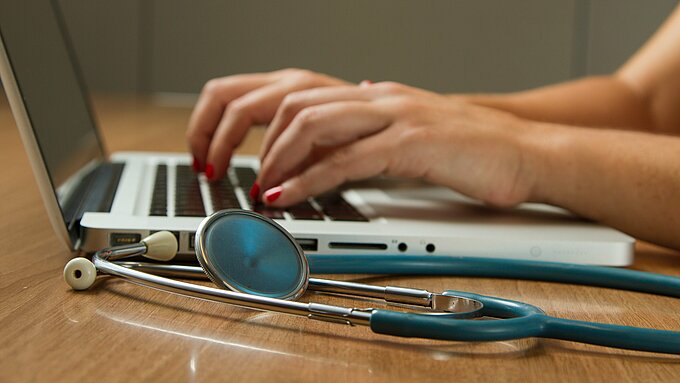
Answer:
xmin=150 ymin=164 xmax=368 ymax=221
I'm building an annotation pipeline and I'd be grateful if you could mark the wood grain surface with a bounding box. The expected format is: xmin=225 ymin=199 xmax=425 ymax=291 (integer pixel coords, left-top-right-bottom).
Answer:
xmin=1 ymin=94 xmax=679 ymax=383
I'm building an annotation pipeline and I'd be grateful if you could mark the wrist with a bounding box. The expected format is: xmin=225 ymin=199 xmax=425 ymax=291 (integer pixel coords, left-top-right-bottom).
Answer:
xmin=452 ymin=93 xmax=518 ymax=112
xmin=516 ymin=121 xmax=576 ymax=205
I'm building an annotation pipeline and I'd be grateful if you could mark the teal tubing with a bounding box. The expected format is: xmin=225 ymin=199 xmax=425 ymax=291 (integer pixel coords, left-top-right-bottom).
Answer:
xmin=370 ymin=290 xmax=680 ymax=354
xmin=307 ymin=255 xmax=680 ymax=298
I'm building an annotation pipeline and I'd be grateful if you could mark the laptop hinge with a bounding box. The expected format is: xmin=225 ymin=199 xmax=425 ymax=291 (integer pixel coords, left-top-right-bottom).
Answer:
xmin=64 ymin=162 xmax=125 ymax=243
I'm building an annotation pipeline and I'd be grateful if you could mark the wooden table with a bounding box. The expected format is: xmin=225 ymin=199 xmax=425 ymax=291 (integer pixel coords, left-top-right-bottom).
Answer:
xmin=1 ymin=94 xmax=680 ymax=383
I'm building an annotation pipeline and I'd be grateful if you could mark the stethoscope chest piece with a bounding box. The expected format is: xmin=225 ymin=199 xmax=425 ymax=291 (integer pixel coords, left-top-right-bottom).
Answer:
xmin=194 ymin=209 xmax=309 ymax=300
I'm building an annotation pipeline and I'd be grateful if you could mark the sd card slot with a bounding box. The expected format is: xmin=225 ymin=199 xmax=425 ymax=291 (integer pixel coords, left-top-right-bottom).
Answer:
xmin=328 ymin=242 xmax=387 ymax=250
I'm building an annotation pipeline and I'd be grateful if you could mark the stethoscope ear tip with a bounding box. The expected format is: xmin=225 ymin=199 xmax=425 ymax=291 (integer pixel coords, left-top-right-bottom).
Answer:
xmin=141 ymin=231 xmax=178 ymax=261
xmin=63 ymin=257 xmax=97 ymax=290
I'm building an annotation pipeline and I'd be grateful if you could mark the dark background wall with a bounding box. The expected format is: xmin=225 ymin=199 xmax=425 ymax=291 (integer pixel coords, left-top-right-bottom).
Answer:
xmin=56 ymin=0 xmax=678 ymax=96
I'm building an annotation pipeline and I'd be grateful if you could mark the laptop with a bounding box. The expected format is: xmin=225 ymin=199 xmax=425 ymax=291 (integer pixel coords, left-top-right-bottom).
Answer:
xmin=0 ymin=0 xmax=634 ymax=265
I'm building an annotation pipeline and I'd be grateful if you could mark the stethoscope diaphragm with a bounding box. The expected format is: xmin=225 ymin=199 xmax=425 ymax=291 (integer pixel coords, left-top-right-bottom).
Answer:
xmin=194 ymin=209 xmax=309 ymax=300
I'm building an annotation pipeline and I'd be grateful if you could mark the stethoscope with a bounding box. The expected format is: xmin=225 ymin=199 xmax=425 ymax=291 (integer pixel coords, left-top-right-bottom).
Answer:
xmin=64 ymin=209 xmax=680 ymax=355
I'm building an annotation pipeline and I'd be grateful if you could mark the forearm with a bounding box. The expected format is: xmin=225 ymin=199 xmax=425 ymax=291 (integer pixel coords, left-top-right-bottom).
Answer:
xmin=456 ymin=76 xmax=654 ymax=131
xmin=525 ymin=123 xmax=680 ymax=249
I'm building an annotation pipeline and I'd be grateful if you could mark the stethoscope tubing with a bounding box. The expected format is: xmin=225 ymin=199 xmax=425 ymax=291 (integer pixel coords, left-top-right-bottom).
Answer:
xmin=370 ymin=311 xmax=680 ymax=354
xmin=308 ymin=255 xmax=680 ymax=298
xmin=370 ymin=291 xmax=680 ymax=354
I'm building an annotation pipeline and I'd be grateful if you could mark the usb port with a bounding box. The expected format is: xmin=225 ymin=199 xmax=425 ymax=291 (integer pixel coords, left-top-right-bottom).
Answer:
xmin=295 ymin=238 xmax=318 ymax=252
xmin=189 ymin=233 xmax=196 ymax=250
xmin=110 ymin=233 xmax=142 ymax=246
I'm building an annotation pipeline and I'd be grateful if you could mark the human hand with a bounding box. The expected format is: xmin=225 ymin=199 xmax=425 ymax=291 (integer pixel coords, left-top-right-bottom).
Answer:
xmin=256 ymin=81 xmax=543 ymax=208
xmin=186 ymin=68 xmax=349 ymax=181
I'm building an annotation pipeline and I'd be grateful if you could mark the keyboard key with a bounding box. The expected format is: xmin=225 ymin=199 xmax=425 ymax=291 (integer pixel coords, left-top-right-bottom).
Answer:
xmin=176 ymin=211 xmax=208 ymax=217
xmin=315 ymin=192 xmax=369 ymax=222
xmin=234 ymin=167 xmax=257 ymax=201
xmin=208 ymin=177 xmax=240 ymax=210
xmin=288 ymin=201 xmax=324 ymax=220
xmin=253 ymin=203 xmax=285 ymax=219
xmin=175 ymin=165 xmax=206 ymax=217
xmin=149 ymin=165 xmax=168 ymax=216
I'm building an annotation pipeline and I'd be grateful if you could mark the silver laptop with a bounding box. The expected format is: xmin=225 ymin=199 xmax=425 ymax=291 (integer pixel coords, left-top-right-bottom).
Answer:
xmin=0 ymin=0 xmax=634 ymax=265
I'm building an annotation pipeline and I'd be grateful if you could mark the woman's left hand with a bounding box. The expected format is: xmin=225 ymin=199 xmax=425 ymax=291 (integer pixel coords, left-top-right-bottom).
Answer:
xmin=256 ymin=81 xmax=544 ymax=208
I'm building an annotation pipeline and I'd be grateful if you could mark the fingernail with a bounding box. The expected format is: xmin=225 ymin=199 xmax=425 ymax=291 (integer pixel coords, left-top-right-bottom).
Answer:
xmin=359 ymin=80 xmax=373 ymax=87
xmin=263 ymin=186 xmax=283 ymax=204
xmin=205 ymin=163 xmax=214 ymax=180
xmin=192 ymin=156 xmax=201 ymax=172
xmin=249 ymin=182 xmax=260 ymax=201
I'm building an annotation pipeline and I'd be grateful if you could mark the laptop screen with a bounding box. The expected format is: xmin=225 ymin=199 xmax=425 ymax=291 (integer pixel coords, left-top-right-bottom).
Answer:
xmin=0 ymin=0 xmax=104 ymax=189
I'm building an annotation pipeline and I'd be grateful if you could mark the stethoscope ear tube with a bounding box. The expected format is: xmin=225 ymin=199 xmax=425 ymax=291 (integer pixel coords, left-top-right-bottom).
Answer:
xmin=308 ymin=255 xmax=680 ymax=298
xmin=371 ymin=290 xmax=546 ymax=342
xmin=370 ymin=290 xmax=680 ymax=354
xmin=370 ymin=310 xmax=544 ymax=342
xmin=370 ymin=310 xmax=680 ymax=354
xmin=540 ymin=316 xmax=680 ymax=355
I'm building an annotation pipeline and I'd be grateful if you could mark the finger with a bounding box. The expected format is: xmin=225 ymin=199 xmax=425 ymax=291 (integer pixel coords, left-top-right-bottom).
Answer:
xmin=258 ymin=82 xmax=409 ymax=162
xmin=205 ymin=79 xmax=320 ymax=180
xmin=259 ymin=85 xmax=378 ymax=161
xmin=258 ymin=101 xmax=392 ymax=192
xmin=186 ymin=73 xmax=275 ymax=170
xmin=262 ymin=130 xmax=393 ymax=207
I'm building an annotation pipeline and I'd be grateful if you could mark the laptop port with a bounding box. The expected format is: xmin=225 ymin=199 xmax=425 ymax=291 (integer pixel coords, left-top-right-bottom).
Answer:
xmin=189 ymin=233 xmax=196 ymax=250
xmin=295 ymin=238 xmax=318 ymax=252
xmin=110 ymin=233 xmax=142 ymax=246
xmin=328 ymin=242 xmax=387 ymax=250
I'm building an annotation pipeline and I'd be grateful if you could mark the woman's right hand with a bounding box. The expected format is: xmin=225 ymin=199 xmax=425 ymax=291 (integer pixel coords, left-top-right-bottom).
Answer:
xmin=186 ymin=68 xmax=349 ymax=181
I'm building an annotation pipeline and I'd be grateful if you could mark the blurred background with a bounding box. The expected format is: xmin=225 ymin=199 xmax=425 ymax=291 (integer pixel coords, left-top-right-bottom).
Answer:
xmin=46 ymin=0 xmax=680 ymax=98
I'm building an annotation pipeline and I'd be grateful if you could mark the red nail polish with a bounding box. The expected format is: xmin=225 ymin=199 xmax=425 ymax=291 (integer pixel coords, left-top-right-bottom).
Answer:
xmin=205 ymin=163 xmax=214 ymax=180
xmin=263 ymin=186 xmax=283 ymax=204
xmin=360 ymin=80 xmax=373 ymax=87
xmin=249 ymin=182 xmax=260 ymax=201
xmin=192 ymin=157 xmax=200 ymax=172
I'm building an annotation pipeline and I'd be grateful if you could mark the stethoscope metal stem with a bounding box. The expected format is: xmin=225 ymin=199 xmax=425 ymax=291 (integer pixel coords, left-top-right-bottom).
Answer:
xmin=114 ymin=261 xmax=483 ymax=315
xmin=94 ymin=254 xmax=373 ymax=326
xmin=101 ymin=243 xmax=148 ymax=261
